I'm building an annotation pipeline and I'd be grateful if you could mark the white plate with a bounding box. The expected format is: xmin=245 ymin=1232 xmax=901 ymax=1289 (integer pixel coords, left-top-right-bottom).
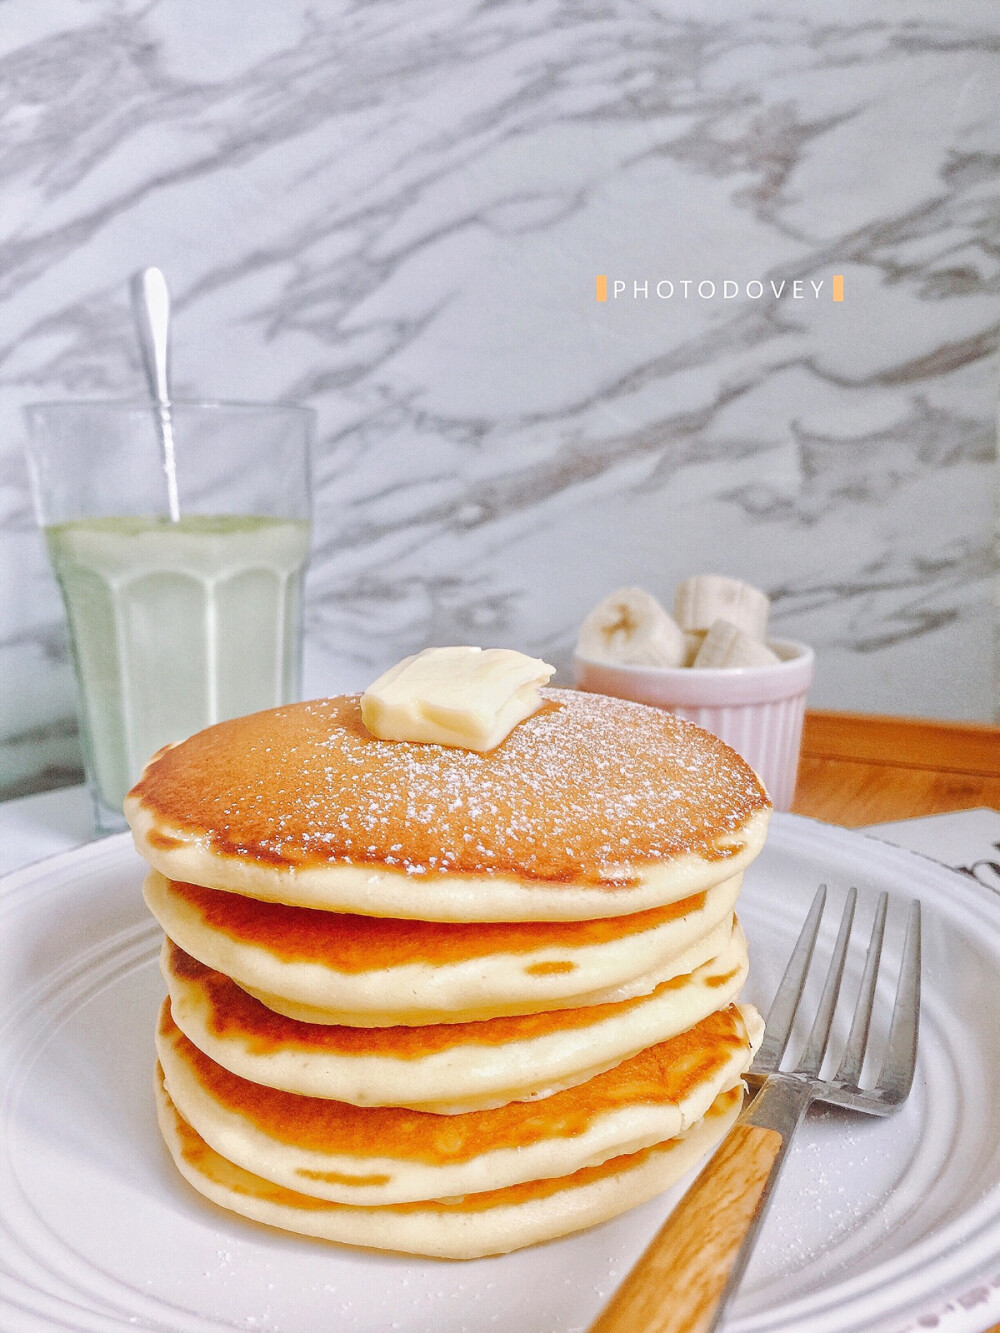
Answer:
xmin=2 ymin=813 xmax=1000 ymax=1333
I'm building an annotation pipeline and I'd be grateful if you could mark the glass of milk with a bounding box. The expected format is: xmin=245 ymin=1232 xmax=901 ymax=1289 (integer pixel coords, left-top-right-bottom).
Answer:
xmin=24 ymin=400 xmax=314 ymax=834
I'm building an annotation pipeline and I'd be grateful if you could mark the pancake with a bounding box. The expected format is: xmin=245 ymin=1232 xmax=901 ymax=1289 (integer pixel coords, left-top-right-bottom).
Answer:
xmin=155 ymin=1000 xmax=762 ymax=1206
xmin=125 ymin=690 xmax=771 ymax=922
xmin=161 ymin=922 xmax=749 ymax=1111
xmin=155 ymin=1068 xmax=744 ymax=1259
xmin=144 ymin=871 xmax=742 ymax=1026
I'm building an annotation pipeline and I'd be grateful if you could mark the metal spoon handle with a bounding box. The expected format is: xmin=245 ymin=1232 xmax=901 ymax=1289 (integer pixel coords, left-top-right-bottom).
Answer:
xmin=130 ymin=267 xmax=172 ymax=406
xmin=129 ymin=266 xmax=180 ymax=521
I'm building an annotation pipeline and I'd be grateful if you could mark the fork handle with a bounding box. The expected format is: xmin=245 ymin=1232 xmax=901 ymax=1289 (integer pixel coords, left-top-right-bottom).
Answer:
xmin=587 ymin=1080 xmax=811 ymax=1333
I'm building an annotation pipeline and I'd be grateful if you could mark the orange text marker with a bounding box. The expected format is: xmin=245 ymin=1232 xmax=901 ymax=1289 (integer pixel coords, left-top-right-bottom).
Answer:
xmin=596 ymin=274 xmax=608 ymax=302
xmin=832 ymin=274 xmax=844 ymax=302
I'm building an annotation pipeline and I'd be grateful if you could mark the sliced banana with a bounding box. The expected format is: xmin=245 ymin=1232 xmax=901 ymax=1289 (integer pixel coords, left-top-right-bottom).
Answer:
xmin=674 ymin=576 xmax=770 ymax=640
xmin=682 ymin=630 xmax=707 ymax=667
xmin=576 ymin=586 xmax=685 ymax=667
xmin=692 ymin=619 xmax=780 ymax=669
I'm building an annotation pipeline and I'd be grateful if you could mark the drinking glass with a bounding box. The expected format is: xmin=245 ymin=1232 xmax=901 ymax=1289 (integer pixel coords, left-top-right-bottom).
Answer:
xmin=24 ymin=400 xmax=314 ymax=834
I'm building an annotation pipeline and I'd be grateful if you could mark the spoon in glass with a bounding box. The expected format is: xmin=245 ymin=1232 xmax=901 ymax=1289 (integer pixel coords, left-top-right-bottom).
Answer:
xmin=129 ymin=266 xmax=180 ymax=522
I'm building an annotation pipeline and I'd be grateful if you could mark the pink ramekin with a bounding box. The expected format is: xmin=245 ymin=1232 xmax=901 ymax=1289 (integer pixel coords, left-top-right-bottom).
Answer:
xmin=572 ymin=639 xmax=815 ymax=811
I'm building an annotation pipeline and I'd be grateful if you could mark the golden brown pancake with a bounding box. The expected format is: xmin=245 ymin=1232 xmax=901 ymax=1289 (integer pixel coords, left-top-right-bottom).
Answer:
xmin=161 ymin=923 xmax=750 ymax=1111
xmin=155 ymin=1068 xmax=744 ymax=1258
xmin=156 ymin=1000 xmax=761 ymax=1206
xmin=143 ymin=870 xmax=741 ymax=1025
xmin=134 ymin=678 xmax=769 ymax=1258
xmin=125 ymin=690 xmax=771 ymax=921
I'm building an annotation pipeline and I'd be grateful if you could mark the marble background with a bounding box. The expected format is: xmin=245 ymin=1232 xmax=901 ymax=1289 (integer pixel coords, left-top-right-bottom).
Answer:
xmin=2 ymin=0 xmax=998 ymax=798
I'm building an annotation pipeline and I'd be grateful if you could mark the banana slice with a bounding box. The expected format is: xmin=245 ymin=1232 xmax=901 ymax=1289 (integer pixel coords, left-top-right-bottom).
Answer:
xmin=682 ymin=630 xmax=707 ymax=667
xmin=692 ymin=619 xmax=780 ymax=669
xmin=576 ymin=586 xmax=685 ymax=667
xmin=674 ymin=576 xmax=769 ymax=640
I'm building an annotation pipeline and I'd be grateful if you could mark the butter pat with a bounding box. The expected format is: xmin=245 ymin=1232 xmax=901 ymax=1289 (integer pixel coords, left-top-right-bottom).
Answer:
xmin=361 ymin=646 xmax=556 ymax=752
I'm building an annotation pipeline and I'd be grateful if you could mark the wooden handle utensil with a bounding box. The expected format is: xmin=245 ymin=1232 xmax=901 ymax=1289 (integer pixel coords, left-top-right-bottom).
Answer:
xmin=587 ymin=1122 xmax=783 ymax=1333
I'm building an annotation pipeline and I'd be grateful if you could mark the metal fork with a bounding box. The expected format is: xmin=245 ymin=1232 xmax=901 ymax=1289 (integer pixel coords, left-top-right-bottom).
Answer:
xmin=588 ymin=885 xmax=922 ymax=1333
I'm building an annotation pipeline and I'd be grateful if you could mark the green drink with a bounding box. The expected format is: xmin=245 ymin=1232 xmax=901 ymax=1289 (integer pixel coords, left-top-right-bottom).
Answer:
xmin=44 ymin=515 xmax=311 ymax=818
xmin=26 ymin=399 xmax=314 ymax=833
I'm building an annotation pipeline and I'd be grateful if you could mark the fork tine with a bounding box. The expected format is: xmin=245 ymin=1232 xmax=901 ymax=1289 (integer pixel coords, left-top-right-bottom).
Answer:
xmin=795 ymin=886 xmax=857 ymax=1076
xmin=876 ymin=899 xmax=922 ymax=1102
xmin=752 ymin=884 xmax=826 ymax=1072
xmin=835 ymin=890 xmax=888 ymax=1086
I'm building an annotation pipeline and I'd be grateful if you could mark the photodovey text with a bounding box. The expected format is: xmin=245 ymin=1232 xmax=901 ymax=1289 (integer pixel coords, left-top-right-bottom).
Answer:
xmin=595 ymin=275 xmax=844 ymax=301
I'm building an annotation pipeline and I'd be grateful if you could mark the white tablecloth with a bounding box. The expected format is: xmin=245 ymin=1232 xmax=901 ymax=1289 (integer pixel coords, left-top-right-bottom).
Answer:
xmin=0 ymin=784 xmax=98 ymax=876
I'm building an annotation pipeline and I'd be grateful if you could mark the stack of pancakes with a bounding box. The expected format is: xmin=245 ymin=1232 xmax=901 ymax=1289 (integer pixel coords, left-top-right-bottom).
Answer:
xmin=125 ymin=688 xmax=770 ymax=1259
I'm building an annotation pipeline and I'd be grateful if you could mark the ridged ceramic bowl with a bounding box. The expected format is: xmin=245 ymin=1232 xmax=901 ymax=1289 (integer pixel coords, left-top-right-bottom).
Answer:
xmin=573 ymin=639 xmax=815 ymax=811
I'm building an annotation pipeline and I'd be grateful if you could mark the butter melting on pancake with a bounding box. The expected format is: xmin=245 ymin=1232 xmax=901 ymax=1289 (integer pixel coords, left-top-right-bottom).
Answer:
xmin=156 ymin=1000 xmax=762 ymax=1207
xmin=144 ymin=870 xmax=741 ymax=1025
xmin=126 ymin=690 xmax=770 ymax=921
xmin=161 ymin=923 xmax=749 ymax=1111
xmin=155 ymin=1069 xmax=744 ymax=1259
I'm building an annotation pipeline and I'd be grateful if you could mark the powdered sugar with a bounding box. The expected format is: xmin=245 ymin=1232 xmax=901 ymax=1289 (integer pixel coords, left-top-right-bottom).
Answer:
xmin=135 ymin=689 xmax=768 ymax=882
